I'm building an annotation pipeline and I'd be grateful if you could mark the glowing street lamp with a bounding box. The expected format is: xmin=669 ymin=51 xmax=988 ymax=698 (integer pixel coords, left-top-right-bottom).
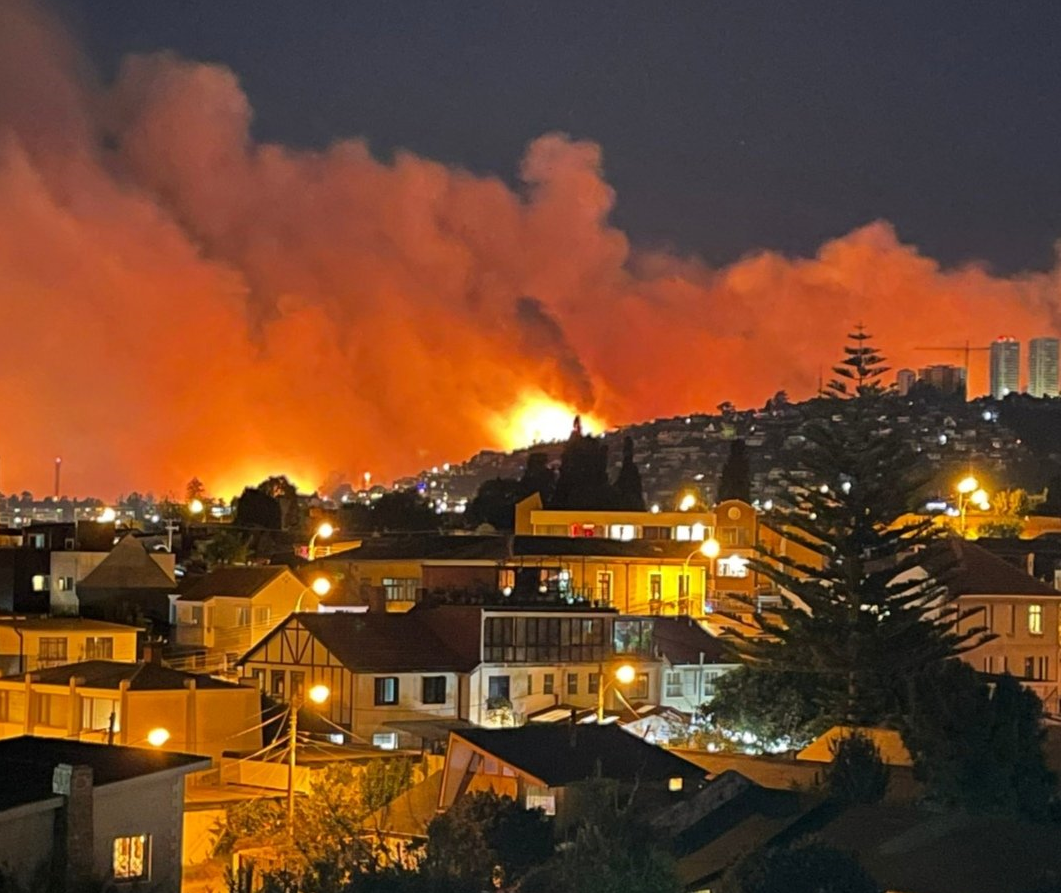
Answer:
xmin=307 ymin=521 xmax=334 ymax=561
xmin=288 ymin=683 xmax=330 ymax=829
xmin=294 ymin=576 xmax=331 ymax=612
xmin=682 ymin=537 xmax=721 ymax=615
xmin=956 ymin=476 xmax=989 ymax=536
xmin=678 ymin=493 xmax=697 ymax=512
xmin=146 ymin=727 xmax=170 ymax=748
xmin=596 ymin=663 xmax=637 ymax=723
xmin=189 ymin=498 xmax=205 ymax=518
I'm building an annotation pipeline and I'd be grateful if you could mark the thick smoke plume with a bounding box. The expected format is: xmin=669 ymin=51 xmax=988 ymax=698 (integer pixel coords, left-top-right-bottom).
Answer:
xmin=0 ymin=0 xmax=1058 ymax=497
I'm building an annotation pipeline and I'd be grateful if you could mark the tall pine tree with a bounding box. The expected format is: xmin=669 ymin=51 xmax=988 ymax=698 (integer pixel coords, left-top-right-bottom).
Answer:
xmin=614 ymin=436 xmax=646 ymax=511
xmin=718 ymin=438 xmax=752 ymax=503
xmin=729 ymin=327 xmax=988 ymax=723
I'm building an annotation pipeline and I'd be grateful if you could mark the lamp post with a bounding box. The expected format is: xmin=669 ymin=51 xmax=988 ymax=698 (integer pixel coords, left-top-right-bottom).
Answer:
xmin=293 ymin=576 xmax=331 ymax=613
xmin=307 ymin=522 xmax=334 ymax=561
xmin=288 ymin=683 xmax=330 ymax=830
xmin=683 ymin=537 xmax=720 ymax=614
xmin=956 ymin=476 xmax=990 ymax=537
xmin=596 ymin=663 xmax=636 ymax=723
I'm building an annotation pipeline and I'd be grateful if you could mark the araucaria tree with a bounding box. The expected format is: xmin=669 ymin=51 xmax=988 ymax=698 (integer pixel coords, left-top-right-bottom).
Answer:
xmin=730 ymin=327 xmax=988 ymax=723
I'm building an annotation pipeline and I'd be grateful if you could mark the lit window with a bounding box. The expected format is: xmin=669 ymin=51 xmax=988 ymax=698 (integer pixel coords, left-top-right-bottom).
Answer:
xmin=85 ymin=637 xmax=113 ymax=660
xmin=372 ymin=732 xmax=398 ymax=750
xmin=526 ymin=793 xmax=557 ymax=815
xmin=665 ymin=671 xmax=683 ymax=698
xmin=717 ymin=555 xmax=750 ymax=578
xmin=690 ymin=522 xmax=706 ymax=541
xmin=113 ymin=834 xmax=148 ymax=880
xmin=675 ymin=526 xmax=692 ymax=542
xmin=374 ymin=677 xmax=399 ymax=705
xmin=31 ymin=575 xmax=49 ymax=592
xmin=1029 ymin=604 xmax=1043 ymax=635
xmin=668 ymin=777 xmax=684 ymax=792
xmin=609 ymin=524 xmax=635 ymax=541
xmin=382 ymin=578 xmax=419 ymax=602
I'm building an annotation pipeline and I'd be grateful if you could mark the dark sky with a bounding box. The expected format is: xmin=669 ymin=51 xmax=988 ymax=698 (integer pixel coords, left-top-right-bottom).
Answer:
xmin=57 ymin=0 xmax=1061 ymax=274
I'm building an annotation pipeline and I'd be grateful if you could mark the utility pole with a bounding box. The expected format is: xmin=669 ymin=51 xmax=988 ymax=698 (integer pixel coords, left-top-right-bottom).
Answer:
xmin=287 ymin=700 xmax=299 ymax=830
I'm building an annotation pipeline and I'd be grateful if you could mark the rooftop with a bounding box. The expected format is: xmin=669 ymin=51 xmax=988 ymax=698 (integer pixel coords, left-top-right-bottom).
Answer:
xmin=452 ymin=725 xmax=705 ymax=787
xmin=0 ymin=617 xmax=141 ymax=632
xmin=178 ymin=565 xmax=294 ymax=602
xmin=651 ymin=616 xmax=733 ymax=665
xmin=2 ymin=660 xmax=243 ymax=691
xmin=942 ymin=538 xmax=1059 ymax=597
xmin=0 ymin=736 xmax=209 ymax=812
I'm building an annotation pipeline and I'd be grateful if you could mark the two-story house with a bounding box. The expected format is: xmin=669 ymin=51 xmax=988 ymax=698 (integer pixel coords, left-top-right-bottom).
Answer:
xmin=170 ymin=565 xmax=311 ymax=673
xmin=239 ymin=605 xmax=662 ymax=749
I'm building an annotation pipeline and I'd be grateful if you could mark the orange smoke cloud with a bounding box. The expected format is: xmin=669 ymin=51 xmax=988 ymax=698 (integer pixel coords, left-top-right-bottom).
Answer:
xmin=0 ymin=0 xmax=1058 ymax=499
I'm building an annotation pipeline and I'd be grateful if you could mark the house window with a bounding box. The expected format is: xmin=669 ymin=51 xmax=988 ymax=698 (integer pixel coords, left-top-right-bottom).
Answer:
xmin=597 ymin=571 xmax=613 ymax=604
xmin=374 ymin=677 xmax=399 ymax=705
xmin=526 ymin=674 xmax=533 ymax=696
xmin=189 ymin=606 xmax=203 ymax=626
xmin=631 ymin=673 xmax=650 ymax=701
xmin=82 ymin=697 xmax=118 ymax=733
xmin=526 ymin=793 xmax=557 ymax=815
xmin=35 ymin=693 xmax=67 ymax=727
xmin=422 ymin=676 xmax=446 ymax=705
xmin=57 ymin=576 xmax=74 ymax=591
xmin=1040 ymin=657 xmax=1050 ymax=680
xmin=488 ymin=676 xmax=510 ymax=702
xmin=372 ymin=732 xmax=398 ymax=750
xmin=703 ymin=671 xmax=721 ymax=699
xmin=251 ymin=668 xmax=265 ymax=691
xmin=270 ymin=671 xmax=285 ymax=698
xmin=38 ymin=638 xmax=67 ymax=666
xmin=253 ymin=607 xmax=271 ymax=626
xmin=236 ymin=607 xmax=251 ymax=626
xmin=290 ymin=672 xmax=305 ymax=700
xmin=382 ymin=578 xmax=419 ymax=603
xmin=113 ymin=834 xmax=148 ymax=880
xmin=717 ymin=555 xmax=750 ymax=578
xmin=1025 ymin=657 xmax=1036 ymax=680
xmin=31 ymin=575 xmax=49 ymax=592
xmin=1029 ymin=604 xmax=1043 ymax=635
xmin=649 ymin=574 xmax=662 ymax=602
xmin=84 ymin=637 xmax=113 ymax=660
xmin=665 ymin=671 xmax=683 ymax=698
xmin=588 ymin=673 xmax=600 ymax=695
xmin=543 ymin=673 xmax=555 ymax=695
xmin=567 ymin=672 xmax=578 ymax=695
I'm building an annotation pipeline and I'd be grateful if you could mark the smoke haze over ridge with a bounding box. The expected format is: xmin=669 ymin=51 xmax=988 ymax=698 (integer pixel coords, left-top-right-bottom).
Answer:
xmin=0 ymin=0 xmax=1058 ymax=498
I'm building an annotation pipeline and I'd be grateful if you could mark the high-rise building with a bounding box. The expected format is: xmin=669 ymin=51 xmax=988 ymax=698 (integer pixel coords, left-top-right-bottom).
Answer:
xmin=917 ymin=364 xmax=965 ymax=397
xmin=1029 ymin=337 xmax=1059 ymax=398
xmin=989 ymin=337 xmax=1020 ymax=399
xmin=896 ymin=368 xmax=916 ymax=396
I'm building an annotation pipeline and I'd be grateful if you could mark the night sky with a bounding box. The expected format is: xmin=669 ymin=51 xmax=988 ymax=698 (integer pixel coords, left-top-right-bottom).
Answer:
xmin=59 ymin=0 xmax=1061 ymax=275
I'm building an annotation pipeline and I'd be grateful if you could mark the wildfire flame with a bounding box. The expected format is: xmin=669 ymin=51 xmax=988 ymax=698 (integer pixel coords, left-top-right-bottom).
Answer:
xmin=500 ymin=395 xmax=607 ymax=450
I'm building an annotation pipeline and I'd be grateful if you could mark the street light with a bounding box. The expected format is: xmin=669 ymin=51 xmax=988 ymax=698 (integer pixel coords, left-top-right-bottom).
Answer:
xmin=307 ymin=521 xmax=334 ymax=561
xmin=596 ymin=663 xmax=636 ymax=723
xmin=682 ymin=537 xmax=720 ymax=614
xmin=146 ymin=727 xmax=170 ymax=747
xmin=956 ymin=476 xmax=989 ymax=536
xmin=288 ymin=683 xmax=330 ymax=830
xmin=293 ymin=576 xmax=331 ymax=612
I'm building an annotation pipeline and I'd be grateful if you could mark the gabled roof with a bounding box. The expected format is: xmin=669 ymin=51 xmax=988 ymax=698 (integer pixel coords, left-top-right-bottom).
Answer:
xmin=941 ymin=538 xmax=1059 ymax=597
xmin=452 ymin=725 xmax=705 ymax=787
xmin=248 ymin=612 xmax=478 ymax=673
xmin=0 ymin=736 xmax=209 ymax=796
xmin=178 ymin=565 xmax=295 ymax=602
xmin=514 ymin=535 xmax=715 ymax=561
xmin=651 ymin=616 xmax=733 ymax=665
xmin=77 ymin=535 xmax=175 ymax=591
xmin=3 ymin=660 xmax=242 ymax=691
xmin=0 ymin=617 xmax=140 ymax=633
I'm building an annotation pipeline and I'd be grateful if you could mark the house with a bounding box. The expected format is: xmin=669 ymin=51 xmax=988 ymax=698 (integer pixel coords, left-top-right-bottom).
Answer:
xmin=239 ymin=605 xmax=663 ymax=749
xmin=170 ymin=565 xmax=312 ymax=673
xmin=0 ymin=616 xmax=139 ymax=675
xmin=944 ymin=539 xmax=1061 ymax=712
xmin=651 ymin=616 xmax=740 ymax=714
xmin=438 ymin=724 xmax=707 ymax=823
xmin=65 ymin=534 xmax=177 ymax=629
xmin=0 ymin=736 xmax=209 ymax=891
xmin=0 ymin=660 xmax=262 ymax=763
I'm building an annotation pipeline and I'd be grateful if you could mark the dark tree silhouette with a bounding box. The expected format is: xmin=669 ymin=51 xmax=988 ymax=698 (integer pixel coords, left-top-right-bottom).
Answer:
xmin=718 ymin=438 xmax=751 ymax=503
xmin=551 ymin=416 xmax=614 ymax=509
xmin=233 ymin=486 xmax=282 ymax=530
xmin=520 ymin=451 xmax=557 ymax=504
xmin=614 ymin=436 xmax=646 ymax=511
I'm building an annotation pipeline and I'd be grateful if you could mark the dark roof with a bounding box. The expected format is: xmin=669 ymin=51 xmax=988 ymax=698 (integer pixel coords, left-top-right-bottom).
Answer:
xmin=808 ymin=803 xmax=1061 ymax=893
xmin=78 ymin=535 xmax=175 ymax=591
xmin=453 ymin=725 xmax=705 ymax=787
xmin=651 ymin=616 xmax=733 ymax=665
xmin=6 ymin=660 xmax=242 ymax=691
xmin=252 ymin=612 xmax=477 ymax=673
xmin=325 ymin=533 xmax=721 ymax=564
xmin=941 ymin=538 xmax=1059 ymax=596
xmin=178 ymin=565 xmax=292 ymax=602
xmin=0 ymin=736 xmax=208 ymax=807
xmin=324 ymin=535 xmax=509 ymax=563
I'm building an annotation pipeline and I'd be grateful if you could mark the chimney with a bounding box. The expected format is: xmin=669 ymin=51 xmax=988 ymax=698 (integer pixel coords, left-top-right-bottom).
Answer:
xmin=53 ymin=764 xmax=94 ymax=889
xmin=142 ymin=639 xmax=162 ymax=665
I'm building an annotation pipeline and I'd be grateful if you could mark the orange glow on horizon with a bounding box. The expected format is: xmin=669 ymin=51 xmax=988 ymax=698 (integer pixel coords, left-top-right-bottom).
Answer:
xmin=499 ymin=395 xmax=607 ymax=450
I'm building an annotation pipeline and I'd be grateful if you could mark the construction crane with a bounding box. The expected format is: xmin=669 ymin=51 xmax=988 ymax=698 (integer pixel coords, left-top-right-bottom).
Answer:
xmin=914 ymin=341 xmax=991 ymax=388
